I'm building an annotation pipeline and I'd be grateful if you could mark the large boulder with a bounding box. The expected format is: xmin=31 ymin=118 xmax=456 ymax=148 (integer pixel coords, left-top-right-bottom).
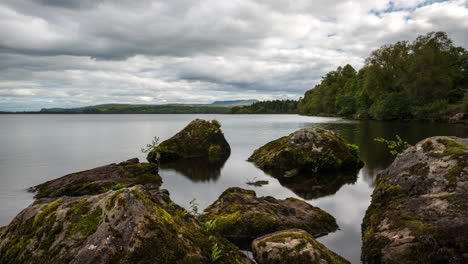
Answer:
xmin=0 ymin=186 xmax=252 ymax=264
xmin=361 ymin=136 xmax=468 ymax=264
xmin=248 ymin=127 xmax=363 ymax=177
xmin=252 ymin=229 xmax=349 ymax=264
xmin=31 ymin=158 xmax=161 ymax=198
xmin=201 ymin=187 xmax=338 ymax=247
xmin=147 ymin=119 xmax=231 ymax=163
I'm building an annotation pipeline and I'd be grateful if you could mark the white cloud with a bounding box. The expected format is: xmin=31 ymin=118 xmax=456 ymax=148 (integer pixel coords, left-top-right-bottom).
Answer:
xmin=0 ymin=0 xmax=467 ymax=111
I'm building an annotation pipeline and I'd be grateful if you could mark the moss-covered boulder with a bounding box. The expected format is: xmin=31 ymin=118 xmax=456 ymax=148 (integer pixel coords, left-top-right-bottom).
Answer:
xmin=252 ymin=229 xmax=350 ymax=264
xmin=248 ymin=127 xmax=363 ymax=177
xmin=0 ymin=186 xmax=252 ymax=264
xmin=31 ymin=158 xmax=161 ymax=198
xmin=361 ymin=136 xmax=468 ymax=264
xmin=147 ymin=119 xmax=230 ymax=163
xmin=201 ymin=187 xmax=338 ymax=247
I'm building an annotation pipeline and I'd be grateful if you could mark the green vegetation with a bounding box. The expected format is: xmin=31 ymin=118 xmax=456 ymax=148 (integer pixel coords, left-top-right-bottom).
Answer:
xmin=230 ymin=100 xmax=298 ymax=114
xmin=374 ymin=135 xmax=412 ymax=156
xmin=210 ymin=242 xmax=223 ymax=263
xmin=298 ymin=32 xmax=468 ymax=121
xmin=40 ymin=104 xmax=233 ymax=114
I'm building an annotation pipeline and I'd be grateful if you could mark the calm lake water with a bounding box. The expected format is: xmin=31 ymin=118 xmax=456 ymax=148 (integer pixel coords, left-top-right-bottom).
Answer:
xmin=0 ymin=114 xmax=466 ymax=263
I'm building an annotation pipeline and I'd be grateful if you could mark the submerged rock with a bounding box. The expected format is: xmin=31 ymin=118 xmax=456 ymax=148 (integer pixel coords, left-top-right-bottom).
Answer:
xmin=201 ymin=187 xmax=338 ymax=247
xmin=248 ymin=127 xmax=363 ymax=177
xmin=32 ymin=158 xmax=161 ymax=198
xmin=361 ymin=136 xmax=468 ymax=264
xmin=147 ymin=119 xmax=230 ymax=163
xmin=252 ymin=229 xmax=349 ymax=264
xmin=0 ymin=186 xmax=252 ymax=264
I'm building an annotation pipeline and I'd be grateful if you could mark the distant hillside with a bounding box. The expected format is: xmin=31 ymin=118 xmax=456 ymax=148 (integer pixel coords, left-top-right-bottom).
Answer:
xmin=211 ymin=99 xmax=258 ymax=106
xmin=40 ymin=104 xmax=232 ymax=114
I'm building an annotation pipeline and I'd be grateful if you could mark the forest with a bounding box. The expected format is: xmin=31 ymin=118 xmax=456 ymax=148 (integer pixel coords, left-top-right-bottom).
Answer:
xmin=298 ymin=32 xmax=468 ymax=121
xmin=230 ymin=100 xmax=298 ymax=114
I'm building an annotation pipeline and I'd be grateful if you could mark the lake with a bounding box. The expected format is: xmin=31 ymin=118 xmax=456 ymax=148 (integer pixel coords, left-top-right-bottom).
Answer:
xmin=0 ymin=114 xmax=466 ymax=263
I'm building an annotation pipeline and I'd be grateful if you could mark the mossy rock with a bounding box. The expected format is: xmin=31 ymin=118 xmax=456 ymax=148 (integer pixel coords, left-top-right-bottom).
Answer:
xmin=252 ymin=229 xmax=350 ymax=264
xmin=147 ymin=119 xmax=230 ymax=163
xmin=0 ymin=186 xmax=252 ymax=264
xmin=200 ymin=187 xmax=338 ymax=248
xmin=361 ymin=136 xmax=468 ymax=264
xmin=32 ymin=158 xmax=161 ymax=198
xmin=248 ymin=127 xmax=363 ymax=177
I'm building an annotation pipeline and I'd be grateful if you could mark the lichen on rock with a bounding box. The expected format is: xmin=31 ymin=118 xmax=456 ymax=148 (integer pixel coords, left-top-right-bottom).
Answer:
xmin=147 ymin=119 xmax=231 ymax=163
xmin=248 ymin=127 xmax=363 ymax=177
xmin=200 ymin=187 xmax=338 ymax=247
xmin=361 ymin=136 xmax=468 ymax=264
xmin=0 ymin=186 xmax=252 ymax=264
xmin=252 ymin=229 xmax=350 ymax=264
xmin=31 ymin=158 xmax=161 ymax=198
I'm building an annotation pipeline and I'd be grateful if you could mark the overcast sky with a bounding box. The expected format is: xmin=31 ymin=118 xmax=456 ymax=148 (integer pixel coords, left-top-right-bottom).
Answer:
xmin=1 ymin=0 xmax=468 ymax=111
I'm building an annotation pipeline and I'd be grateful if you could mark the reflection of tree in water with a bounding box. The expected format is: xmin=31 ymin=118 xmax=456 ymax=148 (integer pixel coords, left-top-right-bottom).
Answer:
xmin=160 ymin=156 xmax=228 ymax=182
xmin=265 ymin=169 xmax=359 ymax=200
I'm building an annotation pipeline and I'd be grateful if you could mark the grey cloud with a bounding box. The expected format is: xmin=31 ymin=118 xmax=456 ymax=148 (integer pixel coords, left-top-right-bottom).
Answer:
xmin=0 ymin=0 xmax=467 ymax=111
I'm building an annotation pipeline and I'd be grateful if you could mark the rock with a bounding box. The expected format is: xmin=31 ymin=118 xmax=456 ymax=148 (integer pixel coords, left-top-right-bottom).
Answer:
xmin=201 ymin=187 xmax=338 ymax=247
xmin=246 ymin=180 xmax=269 ymax=187
xmin=248 ymin=127 xmax=363 ymax=177
xmin=252 ymin=229 xmax=350 ymax=264
xmin=147 ymin=119 xmax=230 ymax=163
xmin=361 ymin=136 xmax=468 ymax=264
xmin=31 ymin=158 xmax=161 ymax=198
xmin=0 ymin=186 xmax=252 ymax=264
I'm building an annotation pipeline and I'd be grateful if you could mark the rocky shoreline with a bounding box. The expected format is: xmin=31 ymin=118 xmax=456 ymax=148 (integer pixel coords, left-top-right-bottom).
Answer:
xmin=0 ymin=119 xmax=466 ymax=263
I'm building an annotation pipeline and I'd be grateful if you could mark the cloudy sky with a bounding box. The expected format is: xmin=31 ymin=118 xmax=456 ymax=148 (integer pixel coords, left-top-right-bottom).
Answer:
xmin=1 ymin=0 xmax=468 ymax=111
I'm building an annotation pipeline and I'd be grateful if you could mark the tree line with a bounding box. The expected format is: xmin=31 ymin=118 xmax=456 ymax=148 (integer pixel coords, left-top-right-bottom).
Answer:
xmin=230 ymin=100 xmax=298 ymax=114
xmin=298 ymin=32 xmax=468 ymax=121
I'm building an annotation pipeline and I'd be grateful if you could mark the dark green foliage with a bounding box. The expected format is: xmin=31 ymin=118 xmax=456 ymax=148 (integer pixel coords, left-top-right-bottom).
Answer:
xmin=40 ymin=104 xmax=232 ymax=114
xmin=299 ymin=32 xmax=468 ymax=121
xmin=230 ymin=100 xmax=298 ymax=114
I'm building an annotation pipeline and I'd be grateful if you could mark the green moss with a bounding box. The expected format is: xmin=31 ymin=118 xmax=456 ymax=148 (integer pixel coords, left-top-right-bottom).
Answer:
xmin=255 ymin=231 xmax=349 ymax=264
xmin=445 ymin=165 xmax=462 ymax=183
xmin=432 ymin=138 xmax=467 ymax=157
xmin=65 ymin=199 xmax=102 ymax=245
xmin=106 ymin=189 xmax=125 ymax=210
xmin=208 ymin=144 xmax=222 ymax=157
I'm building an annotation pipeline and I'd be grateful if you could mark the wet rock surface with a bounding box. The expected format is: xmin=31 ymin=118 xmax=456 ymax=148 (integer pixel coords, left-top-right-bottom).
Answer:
xmin=147 ymin=119 xmax=230 ymax=163
xmin=201 ymin=187 xmax=338 ymax=247
xmin=32 ymin=158 xmax=161 ymax=198
xmin=248 ymin=127 xmax=363 ymax=177
xmin=0 ymin=160 xmax=252 ymax=264
xmin=252 ymin=229 xmax=350 ymax=264
xmin=361 ymin=136 xmax=468 ymax=264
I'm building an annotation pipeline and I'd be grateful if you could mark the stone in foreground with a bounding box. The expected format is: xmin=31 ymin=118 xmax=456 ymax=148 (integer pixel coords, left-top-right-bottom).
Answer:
xmin=201 ymin=187 xmax=338 ymax=247
xmin=147 ymin=119 xmax=231 ymax=163
xmin=361 ymin=136 xmax=468 ymax=264
xmin=0 ymin=186 xmax=252 ymax=264
xmin=252 ymin=229 xmax=350 ymax=264
xmin=32 ymin=158 xmax=161 ymax=198
xmin=248 ymin=127 xmax=363 ymax=177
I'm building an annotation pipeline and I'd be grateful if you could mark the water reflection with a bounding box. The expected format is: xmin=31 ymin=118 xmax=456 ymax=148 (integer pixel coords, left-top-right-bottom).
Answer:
xmin=275 ymin=171 xmax=359 ymax=200
xmin=160 ymin=156 xmax=228 ymax=182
